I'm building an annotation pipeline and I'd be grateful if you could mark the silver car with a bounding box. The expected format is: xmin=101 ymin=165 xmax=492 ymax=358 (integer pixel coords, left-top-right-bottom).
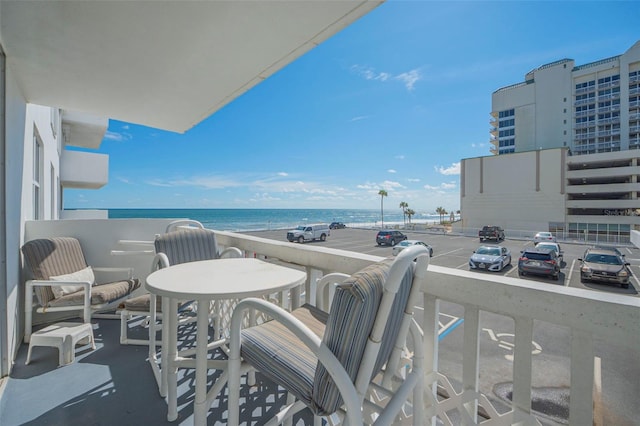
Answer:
xmin=535 ymin=242 xmax=563 ymax=263
xmin=469 ymin=245 xmax=511 ymax=272
xmin=392 ymin=240 xmax=433 ymax=257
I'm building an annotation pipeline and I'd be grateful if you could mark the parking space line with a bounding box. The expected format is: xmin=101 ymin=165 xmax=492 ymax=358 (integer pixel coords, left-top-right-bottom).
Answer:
xmin=566 ymin=259 xmax=576 ymax=287
xmin=434 ymin=247 xmax=465 ymax=258
xmin=456 ymin=262 xmax=469 ymax=269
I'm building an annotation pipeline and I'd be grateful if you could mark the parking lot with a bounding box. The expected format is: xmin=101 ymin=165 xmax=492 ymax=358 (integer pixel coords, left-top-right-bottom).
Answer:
xmin=247 ymin=227 xmax=640 ymax=297
xmin=245 ymin=226 xmax=640 ymax=422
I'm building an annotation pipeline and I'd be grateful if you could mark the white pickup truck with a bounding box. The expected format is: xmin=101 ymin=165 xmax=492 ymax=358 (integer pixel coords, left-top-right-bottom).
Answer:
xmin=286 ymin=223 xmax=330 ymax=243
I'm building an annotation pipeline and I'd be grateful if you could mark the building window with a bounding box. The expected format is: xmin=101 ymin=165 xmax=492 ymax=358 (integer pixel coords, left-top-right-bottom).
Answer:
xmin=32 ymin=132 xmax=43 ymax=220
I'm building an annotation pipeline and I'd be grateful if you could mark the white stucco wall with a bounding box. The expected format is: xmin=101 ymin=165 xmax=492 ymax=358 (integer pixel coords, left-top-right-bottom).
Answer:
xmin=3 ymin=63 xmax=63 ymax=370
xmin=4 ymin=62 xmax=28 ymax=372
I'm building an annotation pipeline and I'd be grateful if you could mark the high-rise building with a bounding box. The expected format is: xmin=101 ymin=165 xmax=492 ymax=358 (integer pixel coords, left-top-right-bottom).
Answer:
xmin=490 ymin=40 xmax=640 ymax=156
xmin=459 ymin=41 xmax=640 ymax=242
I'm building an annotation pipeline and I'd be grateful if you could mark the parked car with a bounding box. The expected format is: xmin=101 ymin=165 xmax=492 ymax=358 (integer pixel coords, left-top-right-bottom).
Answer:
xmin=533 ymin=231 xmax=556 ymax=243
xmin=578 ymin=248 xmax=631 ymax=288
xmin=518 ymin=247 xmax=560 ymax=280
xmin=593 ymin=245 xmax=625 ymax=258
xmin=286 ymin=223 xmax=330 ymax=243
xmin=329 ymin=222 xmax=346 ymax=229
xmin=469 ymin=245 xmax=511 ymax=272
xmin=478 ymin=226 xmax=505 ymax=242
xmin=534 ymin=241 xmax=563 ymax=263
xmin=376 ymin=230 xmax=407 ymax=246
xmin=392 ymin=240 xmax=433 ymax=257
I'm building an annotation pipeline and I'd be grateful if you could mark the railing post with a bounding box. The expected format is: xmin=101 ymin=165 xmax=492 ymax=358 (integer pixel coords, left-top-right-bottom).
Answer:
xmin=570 ymin=330 xmax=594 ymax=425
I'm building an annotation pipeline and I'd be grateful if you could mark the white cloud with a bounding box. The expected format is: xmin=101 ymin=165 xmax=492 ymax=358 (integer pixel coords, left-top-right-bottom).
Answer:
xmin=423 ymin=184 xmax=439 ymax=190
xmin=277 ymin=172 xmax=288 ymax=177
xmin=441 ymin=182 xmax=457 ymax=189
xmin=395 ymin=155 xmax=405 ymax=160
xmin=407 ymin=178 xmax=420 ymax=183
xmin=395 ymin=69 xmax=422 ymax=91
xmin=349 ymin=115 xmax=369 ymax=122
xmin=352 ymin=65 xmax=422 ymax=91
xmin=435 ymin=162 xmax=461 ymax=175
xmin=388 ymin=169 xmax=396 ymax=174
xmin=471 ymin=143 xmax=487 ymax=148
xmin=104 ymin=130 xmax=132 ymax=142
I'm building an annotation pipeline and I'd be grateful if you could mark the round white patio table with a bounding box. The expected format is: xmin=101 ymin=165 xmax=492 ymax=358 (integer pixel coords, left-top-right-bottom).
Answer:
xmin=145 ymin=257 xmax=306 ymax=425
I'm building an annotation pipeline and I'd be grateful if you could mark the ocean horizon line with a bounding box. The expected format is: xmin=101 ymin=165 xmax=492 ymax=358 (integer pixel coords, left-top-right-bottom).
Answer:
xmin=92 ymin=207 xmax=457 ymax=233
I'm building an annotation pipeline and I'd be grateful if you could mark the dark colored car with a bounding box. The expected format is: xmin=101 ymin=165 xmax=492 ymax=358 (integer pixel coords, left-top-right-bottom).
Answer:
xmin=376 ymin=230 xmax=407 ymax=246
xmin=518 ymin=247 xmax=560 ymax=280
xmin=329 ymin=222 xmax=346 ymax=229
xmin=578 ymin=248 xmax=631 ymax=288
xmin=478 ymin=226 xmax=505 ymax=242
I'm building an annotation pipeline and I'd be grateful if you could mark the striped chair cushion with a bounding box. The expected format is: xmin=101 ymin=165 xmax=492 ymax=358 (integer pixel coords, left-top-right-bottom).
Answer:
xmin=311 ymin=258 xmax=391 ymax=415
xmin=144 ymin=228 xmax=223 ymax=313
xmin=48 ymin=278 xmax=140 ymax=307
xmin=154 ymin=228 xmax=220 ymax=265
xmin=240 ymin=304 xmax=329 ymax=406
xmin=22 ymin=237 xmax=89 ymax=306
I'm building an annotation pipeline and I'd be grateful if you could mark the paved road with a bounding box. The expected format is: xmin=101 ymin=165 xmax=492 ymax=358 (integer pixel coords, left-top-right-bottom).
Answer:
xmin=245 ymin=227 xmax=640 ymax=424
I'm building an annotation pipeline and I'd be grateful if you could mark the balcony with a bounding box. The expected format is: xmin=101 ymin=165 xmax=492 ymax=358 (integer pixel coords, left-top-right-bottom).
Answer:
xmin=60 ymin=150 xmax=109 ymax=189
xmin=3 ymin=218 xmax=638 ymax=425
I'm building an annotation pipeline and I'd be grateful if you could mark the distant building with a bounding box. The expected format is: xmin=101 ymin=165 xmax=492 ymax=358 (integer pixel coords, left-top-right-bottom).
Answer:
xmin=490 ymin=40 xmax=640 ymax=155
xmin=460 ymin=41 xmax=640 ymax=243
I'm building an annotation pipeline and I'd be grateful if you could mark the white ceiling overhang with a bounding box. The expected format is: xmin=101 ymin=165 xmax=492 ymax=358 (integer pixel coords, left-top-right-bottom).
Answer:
xmin=1 ymin=1 xmax=383 ymax=134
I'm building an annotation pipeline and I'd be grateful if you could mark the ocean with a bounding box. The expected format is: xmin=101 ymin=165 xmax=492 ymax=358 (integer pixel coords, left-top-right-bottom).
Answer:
xmin=107 ymin=208 xmax=445 ymax=232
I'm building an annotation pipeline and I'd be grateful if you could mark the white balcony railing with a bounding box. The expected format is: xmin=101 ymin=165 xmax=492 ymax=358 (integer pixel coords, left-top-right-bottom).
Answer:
xmin=23 ymin=219 xmax=640 ymax=425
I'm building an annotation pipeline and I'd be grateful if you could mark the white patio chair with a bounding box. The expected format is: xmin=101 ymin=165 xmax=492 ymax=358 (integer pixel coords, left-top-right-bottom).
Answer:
xmin=21 ymin=237 xmax=141 ymax=343
xmin=123 ymin=227 xmax=242 ymax=394
xmin=227 ymin=244 xmax=429 ymax=426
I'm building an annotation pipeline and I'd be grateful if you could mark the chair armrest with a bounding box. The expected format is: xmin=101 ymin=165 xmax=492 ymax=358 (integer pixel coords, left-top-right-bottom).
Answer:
xmin=316 ymin=273 xmax=350 ymax=311
xmin=228 ymin=297 xmax=362 ymax=422
xmin=26 ymin=280 xmax=92 ymax=312
xmin=151 ymin=252 xmax=171 ymax=272
xmin=28 ymin=279 xmax=92 ymax=290
xmin=219 ymin=247 xmax=243 ymax=259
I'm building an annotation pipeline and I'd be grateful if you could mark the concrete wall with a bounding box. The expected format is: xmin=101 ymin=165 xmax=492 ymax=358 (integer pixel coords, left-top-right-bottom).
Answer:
xmin=460 ymin=148 xmax=566 ymax=234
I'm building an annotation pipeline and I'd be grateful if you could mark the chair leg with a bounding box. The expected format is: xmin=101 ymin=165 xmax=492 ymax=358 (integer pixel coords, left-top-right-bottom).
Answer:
xmin=24 ymin=282 xmax=34 ymax=343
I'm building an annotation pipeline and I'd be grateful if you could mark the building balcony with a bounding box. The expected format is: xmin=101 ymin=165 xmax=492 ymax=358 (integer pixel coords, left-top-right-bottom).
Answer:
xmin=630 ymin=87 xmax=640 ymax=96
xmin=61 ymin=110 xmax=109 ymax=150
xmin=574 ymin=132 xmax=597 ymax=140
xmin=574 ymin=121 xmax=595 ymax=129
xmin=60 ymin=150 xmax=109 ymax=189
xmin=6 ymin=218 xmax=638 ymax=425
xmin=574 ymin=98 xmax=595 ymax=106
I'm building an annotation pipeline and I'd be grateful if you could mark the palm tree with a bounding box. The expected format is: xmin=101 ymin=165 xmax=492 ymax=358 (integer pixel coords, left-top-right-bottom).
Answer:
xmin=399 ymin=201 xmax=408 ymax=226
xmin=406 ymin=208 xmax=415 ymax=224
xmin=378 ymin=189 xmax=388 ymax=228
xmin=435 ymin=206 xmax=447 ymax=224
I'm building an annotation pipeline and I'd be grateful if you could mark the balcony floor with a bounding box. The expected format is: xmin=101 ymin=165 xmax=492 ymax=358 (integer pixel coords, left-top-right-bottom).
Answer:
xmin=0 ymin=317 xmax=313 ymax=425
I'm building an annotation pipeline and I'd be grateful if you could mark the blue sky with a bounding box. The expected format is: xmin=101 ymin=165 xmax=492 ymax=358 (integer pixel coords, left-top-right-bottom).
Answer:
xmin=66 ymin=1 xmax=640 ymax=214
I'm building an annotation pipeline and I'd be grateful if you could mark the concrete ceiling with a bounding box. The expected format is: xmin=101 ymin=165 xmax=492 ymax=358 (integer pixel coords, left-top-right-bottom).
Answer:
xmin=1 ymin=1 xmax=382 ymax=133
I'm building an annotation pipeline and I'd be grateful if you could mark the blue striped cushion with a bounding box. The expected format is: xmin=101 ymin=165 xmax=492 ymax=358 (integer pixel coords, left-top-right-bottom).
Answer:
xmin=311 ymin=259 xmax=391 ymax=415
xmin=240 ymin=304 xmax=329 ymax=406
xmin=154 ymin=229 xmax=220 ymax=265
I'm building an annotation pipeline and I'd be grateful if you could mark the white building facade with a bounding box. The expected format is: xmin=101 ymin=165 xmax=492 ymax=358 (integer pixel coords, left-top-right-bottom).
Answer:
xmin=460 ymin=41 xmax=640 ymax=241
xmin=490 ymin=40 xmax=640 ymax=156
